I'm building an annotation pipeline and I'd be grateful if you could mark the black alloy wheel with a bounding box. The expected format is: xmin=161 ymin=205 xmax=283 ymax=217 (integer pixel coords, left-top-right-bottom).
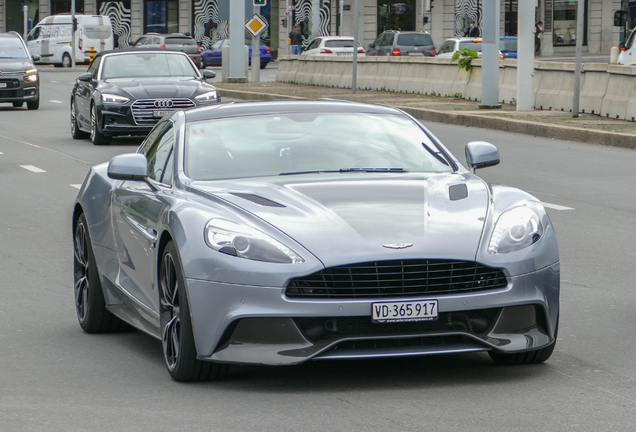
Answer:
xmin=73 ymin=213 xmax=131 ymax=333
xmin=90 ymin=104 xmax=111 ymax=145
xmin=160 ymin=241 xmax=229 ymax=382
xmin=71 ymin=99 xmax=89 ymax=139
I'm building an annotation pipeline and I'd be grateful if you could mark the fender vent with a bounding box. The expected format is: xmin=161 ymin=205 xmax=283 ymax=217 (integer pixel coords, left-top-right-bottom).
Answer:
xmin=231 ymin=193 xmax=285 ymax=207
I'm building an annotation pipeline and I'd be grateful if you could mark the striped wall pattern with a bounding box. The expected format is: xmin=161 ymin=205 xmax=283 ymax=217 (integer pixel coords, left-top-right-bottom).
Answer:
xmin=294 ymin=0 xmax=331 ymax=48
xmin=454 ymin=0 xmax=482 ymax=37
xmin=98 ymin=1 xmax=132 ymax=47
xmin=193 ymin=0 xmax=229 ymax=49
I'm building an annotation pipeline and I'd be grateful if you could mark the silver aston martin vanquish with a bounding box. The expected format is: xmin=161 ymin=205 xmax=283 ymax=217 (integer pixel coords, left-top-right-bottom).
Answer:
xmin=72 ymin=100 xmax=559 ymax=381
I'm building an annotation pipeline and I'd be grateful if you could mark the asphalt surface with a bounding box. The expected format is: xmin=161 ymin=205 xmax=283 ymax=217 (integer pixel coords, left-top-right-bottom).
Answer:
xmin=2 ymin=70 xmax=636 ymax=431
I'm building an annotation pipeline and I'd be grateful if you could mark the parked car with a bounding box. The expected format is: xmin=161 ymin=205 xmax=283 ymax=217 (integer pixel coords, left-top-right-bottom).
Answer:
xmin=71 ymin=99 xmax=560 ymax=382
xmin=500 ymin=36 xmax=518 ymax=58
xmin=367 ymin=30 xmax=435 ymax=57
xmin=70 ymin=49 xmax=218 ymax=145
xmin=0 ymin=32 xmax=40 ymax=110
xmin=201 ymin=38 xmax=272 ymax=69
xmin=27 ymin=14 xmax=113 ymax=67
xmin=133 ymin=33 xmax=204 ymax=69
xmin=302 ymin=36 xmax=366 ymax=56
xmin=436 ymin=37 xmax=504 ymax=59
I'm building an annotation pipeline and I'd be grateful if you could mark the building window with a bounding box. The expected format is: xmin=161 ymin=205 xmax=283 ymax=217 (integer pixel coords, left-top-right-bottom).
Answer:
xmin=50 ymin=0 xmax=85 ymax=15
xmin=378 ymin=0 xmax=416 ymax=34
xmin=553 ymin=0 xmax=587 ymax=46
xmin=145 ymin=0 xmax=178 ymax=34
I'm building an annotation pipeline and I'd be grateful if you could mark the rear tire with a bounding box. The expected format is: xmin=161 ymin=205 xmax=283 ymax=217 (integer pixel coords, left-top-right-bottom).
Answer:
xmin=489 ymin=317 xmax=558 ymax=365
xmin=71 ymin=99 xmax=89 ymax=139
xmin=160 ymin=241 xmax=230 ymax=382
xmin=27 ymin=99 xmax=39 ymax=110
xmin=90 ymin=104 xmax=111 ymax=145
xmin=62 ymin=53 xmax=72 ymax=68
xmin=74 ymin=213 xmax=132 ymax=333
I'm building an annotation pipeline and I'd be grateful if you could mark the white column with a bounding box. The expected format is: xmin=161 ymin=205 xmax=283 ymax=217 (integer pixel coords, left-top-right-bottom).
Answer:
xmin=229 ymin=0 xmax=246 ymax=81
xmin=516 ymin=0 xmax=535 ymax=111
xmin=480 ymin=0 xmax=500 ymax=107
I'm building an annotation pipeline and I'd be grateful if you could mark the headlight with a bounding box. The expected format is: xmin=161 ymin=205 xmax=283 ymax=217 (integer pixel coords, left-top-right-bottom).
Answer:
xmin=24 ymin=74 xmax=38 ymax=82
xmin=25 ymin=68 xmax=37 ymax=74
xmin=488 ymin=205 xmax=544 ymax=254
xmin=102 ymin=93 xmax=130 ymax=104
xmin=195 ymin=91 xmax=217 ymax=103
xmin=204 ymin=218 xmax=304 ymax=264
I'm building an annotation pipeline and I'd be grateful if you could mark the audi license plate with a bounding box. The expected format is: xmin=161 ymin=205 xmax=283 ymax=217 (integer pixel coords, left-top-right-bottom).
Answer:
xmin=153 ymin=110 xmax=171 ymax=118
xmin=0 ymin=83 xmax=7 ymax=88
xmin=372 ymin=299 xmax=438 ymax=323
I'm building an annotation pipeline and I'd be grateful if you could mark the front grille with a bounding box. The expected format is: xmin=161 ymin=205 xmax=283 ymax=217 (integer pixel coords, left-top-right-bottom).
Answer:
xmin=130 ymin=98 xmax=195 ymax=125
xmin=286 ymin=260 xmax=508 ymax=299
xmin=295 ymin=309 xmax=501 ymax=342
xmin=0 ymin=79 xmax=21 ymax=89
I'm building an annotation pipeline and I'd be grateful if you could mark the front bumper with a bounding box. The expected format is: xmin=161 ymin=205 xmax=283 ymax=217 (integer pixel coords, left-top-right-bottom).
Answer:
xmin=186 ymin=263 xmax=560 ymax=365
xmin=0 ymin=85 xmax=39 ymax=103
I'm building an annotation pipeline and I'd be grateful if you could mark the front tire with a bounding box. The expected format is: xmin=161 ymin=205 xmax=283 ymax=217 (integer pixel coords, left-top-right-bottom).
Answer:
xmin=74 ymin=213 xmax=131 ymax=333
xmin=160 ymin=241 xmax=229 ymax=382
xmin=90 ymin=104 xmax=111 ymax=145
xmin=71 ymin=99 xmax=89 ymax=139
xmin=27 ymin=99 xmax=39 ymax=110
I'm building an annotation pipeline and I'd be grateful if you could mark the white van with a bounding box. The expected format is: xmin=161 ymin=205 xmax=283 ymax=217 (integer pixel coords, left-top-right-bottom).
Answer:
xmin=27 ymin=14 xmax=113 ymax=67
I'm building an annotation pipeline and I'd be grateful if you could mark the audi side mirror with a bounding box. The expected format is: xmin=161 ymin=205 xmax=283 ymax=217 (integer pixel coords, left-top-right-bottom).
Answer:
xmin=78 ymin=73 xmax=92 ymax=82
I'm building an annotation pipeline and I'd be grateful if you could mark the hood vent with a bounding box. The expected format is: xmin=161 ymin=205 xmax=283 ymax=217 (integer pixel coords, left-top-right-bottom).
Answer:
xmin=231 ymin=193 xmax=285 ymax=208
xmin=449 ymin=184 xmax=468 ymax=201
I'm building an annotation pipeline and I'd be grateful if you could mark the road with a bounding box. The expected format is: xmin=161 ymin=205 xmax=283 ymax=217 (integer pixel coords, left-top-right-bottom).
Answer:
xmin=1 ymin=70 xmax=636 ymax=431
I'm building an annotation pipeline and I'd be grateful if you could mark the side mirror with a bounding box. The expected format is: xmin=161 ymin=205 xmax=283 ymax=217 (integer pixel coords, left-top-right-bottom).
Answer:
xmin=202 ymin=70 xmax=216 ymax=79
xmin=108 ymin=154 xmax=149 ymax=181
xmin=78 ymin=73 xmax=92 ymax=82
xmin=31 ymin=54 xmax=41 ymax=62
xmin=465 ymin=141 xmax=500 ymax=173
xmin=619 ymin=41 xmax=626 ymax=51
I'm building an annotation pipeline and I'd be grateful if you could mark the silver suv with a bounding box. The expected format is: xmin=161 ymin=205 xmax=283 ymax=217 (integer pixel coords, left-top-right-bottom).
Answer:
xmin=133 ymin=33 xmax=203 ymax=68
xmin=0 ymin=32 xmax=40 ymax=110
xmin=367 ymin=30 xmax=436 ymax=57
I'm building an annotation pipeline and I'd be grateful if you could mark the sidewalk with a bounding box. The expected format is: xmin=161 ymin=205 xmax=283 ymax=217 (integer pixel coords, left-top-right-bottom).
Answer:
xmin=214 ymin=81 xmax=636 ymax=149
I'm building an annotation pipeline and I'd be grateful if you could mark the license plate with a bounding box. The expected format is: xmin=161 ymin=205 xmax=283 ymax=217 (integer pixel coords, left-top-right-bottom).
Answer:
xmin=153 ymin=110 xmax=171 ymax=118
xmin=408 ymin=52 xmax=424 ymax=56
xmin=337 ymin=52 xmax=353 ymax=56
xmin=372 ymin=299 xmax=438 ymax=323
xmin=0 ymin=83 xmax=7 ymax=88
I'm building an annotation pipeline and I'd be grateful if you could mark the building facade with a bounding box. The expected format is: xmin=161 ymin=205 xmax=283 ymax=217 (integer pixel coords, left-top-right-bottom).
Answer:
xmin=0 ymin=0 xmax=625 ymax=58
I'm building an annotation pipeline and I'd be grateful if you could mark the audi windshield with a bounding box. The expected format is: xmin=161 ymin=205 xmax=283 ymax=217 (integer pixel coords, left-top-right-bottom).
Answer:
xmin=101 ymin=52 xmax=199 ymax=80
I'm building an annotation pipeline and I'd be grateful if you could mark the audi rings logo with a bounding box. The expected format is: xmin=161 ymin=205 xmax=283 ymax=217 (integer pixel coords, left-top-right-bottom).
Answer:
xmin=154 ymin=99 xmax=173 ymax=108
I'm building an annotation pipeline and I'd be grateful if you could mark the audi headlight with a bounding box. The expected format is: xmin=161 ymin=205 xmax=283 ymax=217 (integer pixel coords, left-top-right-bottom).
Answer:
xmin=102 ymin=93 xmax=130 ymax=104
xmin=488 ymin=205 xmax=544 ymax=254
xmin=195 ymin=91 xmax=217 ymax=103
xmin=204 ymin=218 xmax=304 ymax=264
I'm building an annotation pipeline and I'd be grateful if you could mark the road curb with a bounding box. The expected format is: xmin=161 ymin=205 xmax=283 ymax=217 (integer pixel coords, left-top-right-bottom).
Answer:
xmin=217 ymin=88 xmax=636 ymax=150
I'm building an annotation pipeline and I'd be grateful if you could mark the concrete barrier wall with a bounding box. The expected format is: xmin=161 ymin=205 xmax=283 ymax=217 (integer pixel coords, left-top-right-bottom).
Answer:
xmin=277 ymin=56 xmax=636 ymax=120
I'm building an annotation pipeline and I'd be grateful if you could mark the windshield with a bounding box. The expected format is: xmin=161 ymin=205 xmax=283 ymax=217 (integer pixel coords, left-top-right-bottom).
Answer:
xmin=397 ymin=34 xmax=433 ymax=47
xmin=0 ymin=38 xmax=30 ymax=59
xmin=185 ymin=113 xmax=453 ymax=180
xmin=499 ymin=39 xmax=517 ymax=52
xmin=459 ymin=41 xmax=482 ymax=52
xmin=101 ymin=53 xmax=198 ymax=79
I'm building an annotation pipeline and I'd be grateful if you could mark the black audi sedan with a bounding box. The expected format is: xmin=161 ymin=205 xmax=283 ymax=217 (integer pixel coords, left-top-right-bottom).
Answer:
xmin=70 ymin=49 xmax=218 ymax=145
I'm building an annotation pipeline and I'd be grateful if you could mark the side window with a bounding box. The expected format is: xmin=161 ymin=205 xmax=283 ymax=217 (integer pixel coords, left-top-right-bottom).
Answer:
xmin=387 ymin=33 xmax=395 ymax=46
xmin=439 ymin=41 xmax=452 ymax=54
xmin=135 ymin=37 xmax=146 ymax=46
xmin=89 ymin=56 xmax=101 ymax=79
xmin=145 ymin=123 xmax=175 ymax=184
xmin=626 ymin=29 xmax=636 ymax=50
xmin=308 ymin=39 xmax=320 ymax=50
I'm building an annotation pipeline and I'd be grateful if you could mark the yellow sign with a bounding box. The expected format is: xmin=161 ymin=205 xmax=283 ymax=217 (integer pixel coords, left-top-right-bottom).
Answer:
xmin=245 ymin=14 xmax=268 ymax=37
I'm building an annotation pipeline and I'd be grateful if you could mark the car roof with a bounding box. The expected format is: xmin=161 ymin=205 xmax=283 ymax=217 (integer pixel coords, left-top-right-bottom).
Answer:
xmin=184 ymin=100 xmax=403 ymax=123
xmin=500 ymin=36 xmax=517 ymax=39
xmin=94 ymin=48 xmax=191 ymax=60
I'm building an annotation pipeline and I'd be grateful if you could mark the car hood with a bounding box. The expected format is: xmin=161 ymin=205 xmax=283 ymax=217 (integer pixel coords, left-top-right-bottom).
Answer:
xmin=99 ymin=77 xmax=213 ymax=99
xmin=0 ymin=58 xmax=35 ymax=72
xmin=190 ymin=173 xmax=490 ymax=267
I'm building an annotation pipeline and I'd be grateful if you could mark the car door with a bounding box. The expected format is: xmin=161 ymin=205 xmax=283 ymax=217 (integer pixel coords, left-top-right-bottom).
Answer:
xmin=74 ymin=56 xmax=101 ymax=129
xmin=26 ymin=26 xmax=42 ymax=57
xmin=378 ymin=32 xmax=394 ymax=56
xmin=111 ymin=121 xmax=175 ymax=313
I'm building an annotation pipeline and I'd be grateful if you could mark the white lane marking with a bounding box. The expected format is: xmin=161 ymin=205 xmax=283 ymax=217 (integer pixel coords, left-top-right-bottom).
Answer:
xmin=70 ymin=184 xmax=82 ymax=189
xmin=49 ymin=100 xmax=63 ymax=104
xmin=542 ymin=202 xmax=574 ymax=211
xmin=21 ymin=165 xmax=46 ymax=173
xmin=0 ymin=152 xmax=3 ymax=154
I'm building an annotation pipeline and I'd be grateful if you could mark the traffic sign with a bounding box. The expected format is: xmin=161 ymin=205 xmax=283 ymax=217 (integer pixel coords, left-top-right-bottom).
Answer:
xmin=254 ymin=0 xmax=267 ymax=6
xmin=245 ymin=14 xmax=268 ymax=37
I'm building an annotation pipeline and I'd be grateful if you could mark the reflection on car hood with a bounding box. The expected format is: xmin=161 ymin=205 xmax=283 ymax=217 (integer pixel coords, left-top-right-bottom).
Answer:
xmin=0 ymin=58 xmax=35 ymax=72
xmin=99 ymin=77 xmax=214 ymax=99
xmin=191 ymin=173 xmax=489 ymax=267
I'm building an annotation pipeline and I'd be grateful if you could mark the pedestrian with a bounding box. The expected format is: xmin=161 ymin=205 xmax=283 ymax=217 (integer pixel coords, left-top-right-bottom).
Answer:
xmin=290 ymin=25 xmax=303 ymax=55
xmin=467 ymin=21 xmax=479 ymax=38
xmin=535 ymin=21 xmax=544 ymax=55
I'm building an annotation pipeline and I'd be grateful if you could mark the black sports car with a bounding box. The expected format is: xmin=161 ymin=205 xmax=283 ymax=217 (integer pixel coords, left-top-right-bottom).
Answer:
xmin=70 ymin=49 xmax=219 ymax=145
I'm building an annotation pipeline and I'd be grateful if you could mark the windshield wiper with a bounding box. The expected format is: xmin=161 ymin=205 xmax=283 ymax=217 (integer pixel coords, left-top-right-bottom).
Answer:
xmin=280 ymin=168 xmax=408 ymax=176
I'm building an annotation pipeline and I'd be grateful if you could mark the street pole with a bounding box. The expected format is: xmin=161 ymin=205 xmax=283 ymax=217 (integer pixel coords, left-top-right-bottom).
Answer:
xmin=252 ymin=4 xmax=261 ymax=82
xmin=71 ymin=0 xmax=76 ymax=68
xmin=516 ymin=0 xmax=534 ymax=111
xmin=229 ymin=0 xmax=246 ymax=81
xmin=352 ymin=0 xmax=360 ymax=94
xmin=480 ymin=0 xmax=500 ymax=108
xmin=340 ymin=0 xmax=344 ymax=36
xmin=23 ymin=5 xmax=29 ymax=40
xmin=311 ymin=0 xmax=320 ymax=40
xmin=572 ymin=0 xmax=584 ymax=118
xmin=286 ymin=0 xmax=291 ymax=55
xmin=420 ymin=0 xmax=424 ymax=30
